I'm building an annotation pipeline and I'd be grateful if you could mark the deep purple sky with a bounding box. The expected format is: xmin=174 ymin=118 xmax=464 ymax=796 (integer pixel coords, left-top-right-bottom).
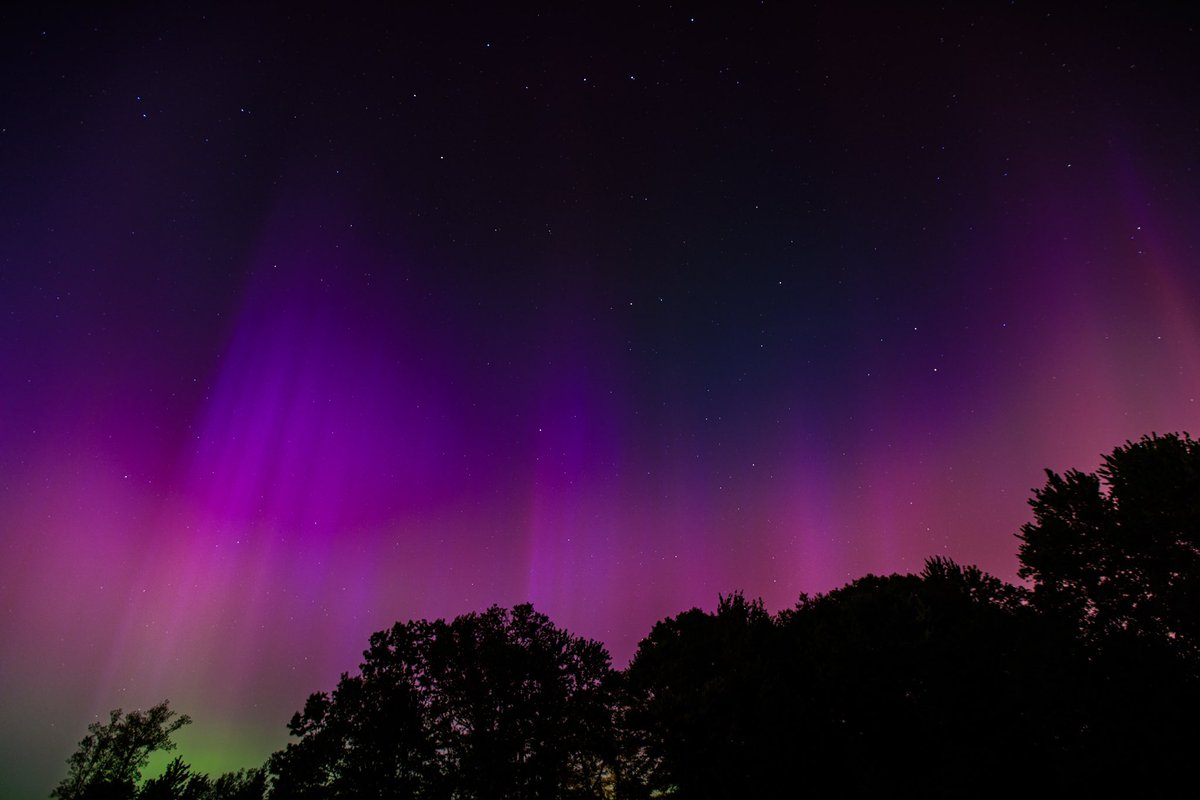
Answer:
xmin=3 ymin=2 xmax=1200 ymax=794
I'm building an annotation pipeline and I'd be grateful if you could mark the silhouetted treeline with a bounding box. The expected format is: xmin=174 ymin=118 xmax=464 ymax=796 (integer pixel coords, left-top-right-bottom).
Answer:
xmin=54 ymin=433 xmax=1200 ymax=798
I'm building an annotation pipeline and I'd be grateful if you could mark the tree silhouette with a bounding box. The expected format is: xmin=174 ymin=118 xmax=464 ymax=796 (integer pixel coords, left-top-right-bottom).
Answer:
xmin=619 ymin=564 xmax=1091 ymax=798
xmin=268 ymin=603 xmax=616 ymax=799
xmin=50 ymin=432 xmax=1200 ymax=797
xmin=1017 ymin=433 xmax=1200 ymax=791
xmin=777 ymin=560 xmax=1088 ymax=795
xmin=1017 ymin=432 xmax=1200 ymax=660
xmin=137 ymin=757 xmax=266 ymax=800
xmin=51 ymin=701 xmax=191 ymax=800
xmin=137 ymin=757 xmax=205 ymax=800
xmin=617 ymin=592 xmax=783 ymax=799
xmin=203 ymin=768 xmax=267 ymax=800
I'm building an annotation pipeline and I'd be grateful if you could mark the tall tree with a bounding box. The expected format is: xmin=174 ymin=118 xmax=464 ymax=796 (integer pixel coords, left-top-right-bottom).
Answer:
xmin=51 ymin=701 xmax=191 ymax=800
xmin=618 ymin=593 xmax=784 ymax=799
xmin=1017 ymin=432 xmax=1200 ymax=659
xmin=1017 ymin=433 xmax=1200 ymax=790
xmin=268 ymin=603 xmax=616 ymax=800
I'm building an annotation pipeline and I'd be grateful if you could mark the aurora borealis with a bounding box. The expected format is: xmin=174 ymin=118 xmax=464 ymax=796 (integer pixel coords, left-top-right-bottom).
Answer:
xmin=3 ymin=3 xmax=1200 ymax=794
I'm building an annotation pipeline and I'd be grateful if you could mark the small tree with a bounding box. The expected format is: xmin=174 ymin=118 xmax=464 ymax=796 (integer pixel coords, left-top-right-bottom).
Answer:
xmin=51 ymin=701 xmax=191 ymax=800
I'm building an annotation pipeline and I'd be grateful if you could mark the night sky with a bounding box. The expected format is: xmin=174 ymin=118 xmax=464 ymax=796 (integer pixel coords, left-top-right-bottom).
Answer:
xmin=3 ymin=2 xmax=1200 ymax=794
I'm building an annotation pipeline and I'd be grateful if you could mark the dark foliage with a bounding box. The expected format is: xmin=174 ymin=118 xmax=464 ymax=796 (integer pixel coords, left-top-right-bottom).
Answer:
xmin=139 ymin=758 xmax=267 ymax=800
xmin=50 ymin=700 xmax=267 ymax=800
xmin=1018 ymin=432 xmax=1200 ymax=661
xmin=776 ymin=561 xmax=1085 ymax=795
xmin=620 ymin=562 xmax=1090 ymax=798
xmin=1017 ymin=433 xmax=1200 ymax=791
xmin=51 ymin=702 xmax=191 ymax=800
xmin=267 ymin=603 xmax=616 ymax=799
xmin=617 ymin=592 xmax=782 ymax=798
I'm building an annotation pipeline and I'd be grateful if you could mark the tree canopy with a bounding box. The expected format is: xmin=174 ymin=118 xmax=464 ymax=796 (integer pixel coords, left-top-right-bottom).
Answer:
xmin=619 ymin=561 xmax=1087 ymax=798
xmin=51 ymin=701 xmax=191 ymax=800
xmin=1017 ymin=431 xmax=1200 ymax=660
xmin=268 ymin=603 xmax=616 ymax=800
